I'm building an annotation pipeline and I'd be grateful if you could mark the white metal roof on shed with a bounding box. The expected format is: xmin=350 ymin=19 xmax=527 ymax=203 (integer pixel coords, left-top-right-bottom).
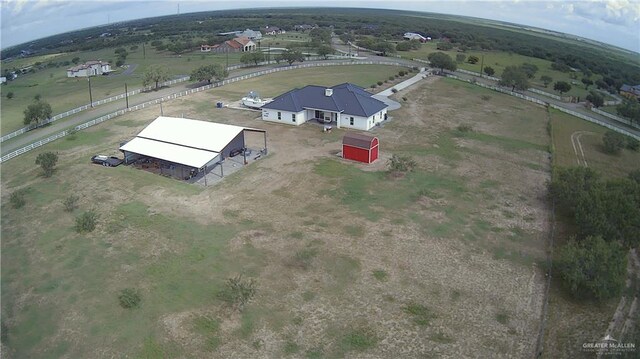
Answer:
xmin=137 ymin=116 xmax=245 ymax=152
xmin=120 ymin=137 xmax=219 ymax=169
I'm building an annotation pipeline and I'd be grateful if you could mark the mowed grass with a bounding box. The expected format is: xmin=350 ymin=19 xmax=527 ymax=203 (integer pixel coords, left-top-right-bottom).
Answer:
xmin=0 ymin=45 xmax=245 ymax=134
xmin=550 ymin=108 xmax=640 ymax=178
xmin=398 ymin=42 xmax=600 ymax=98
xmin=209 ymin=64 xmax=406 ymax=100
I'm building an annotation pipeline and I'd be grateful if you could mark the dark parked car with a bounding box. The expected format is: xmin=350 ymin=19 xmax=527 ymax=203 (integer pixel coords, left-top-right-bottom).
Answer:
xmin=91 ymin=155 xmax=123 ymax=167
xmin=229 ymin=148 xmax=251 ymax=157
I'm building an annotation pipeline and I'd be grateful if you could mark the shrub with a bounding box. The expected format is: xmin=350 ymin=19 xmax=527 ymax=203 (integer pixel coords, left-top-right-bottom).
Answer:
xmin=217 ymin=275 xmax=257 ymax=311
xmin=391 ymin=88 xmax=398 ymax=93
xmin=35 ymin=152 xmax=58 ymax=177
xmin=377 ymin=81 xmax=383 ymax=86
xmin=63 ymin=195 xmax=79 ymax=212
xmin=388 ymin=76 xmax=395 ymax=81
xmin=403 ymin=303 xmax=435 ymax=326
xmin=402 ymin=97 xmax=407 ymax=101
xmin=118 ymin=288 xmax=141 ymax=308
xmin=6 ymin=92 xmax=14 ymax=99
xmin=290 ymin=248 xmax=318 ymax=270
xmin=10 ymin=190 xmax=26 ymax=209
xmin=388 ymin=155 xmax=416 ymax=173
xmin=370 ymin=84 xmax=376 ymax=89
xmin=372 ymin=269 xmax=388 ymax=281
xmin=75 ymin=210 xmax=98 ymax=232
xmin=602 ymin=131 xmax=626 ymax=154
xmin=398 ymin=70 xmax=405 ymax=76
xmin=456 ymin=124 xmax=473 ymax=133
xmin=626 ymin=137 xmax=639 ymax=151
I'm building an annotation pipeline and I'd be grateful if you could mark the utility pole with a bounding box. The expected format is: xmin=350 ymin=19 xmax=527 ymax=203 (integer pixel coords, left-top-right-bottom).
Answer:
xmin=88 ymin=76 xmax=93 ymax=108
xmin=480 ymin=55 xmax=484 ymax=78
xmin=125 ymin=83 xmax=129 ymax=108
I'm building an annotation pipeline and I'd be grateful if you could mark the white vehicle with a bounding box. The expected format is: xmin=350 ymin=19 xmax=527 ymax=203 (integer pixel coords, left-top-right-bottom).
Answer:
xmin=241 ymin=91 xmax=270 ymax=109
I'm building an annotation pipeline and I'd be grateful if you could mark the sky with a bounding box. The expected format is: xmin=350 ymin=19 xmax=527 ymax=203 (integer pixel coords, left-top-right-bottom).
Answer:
xmin=1 ymin=0 xmax=639 ymax=52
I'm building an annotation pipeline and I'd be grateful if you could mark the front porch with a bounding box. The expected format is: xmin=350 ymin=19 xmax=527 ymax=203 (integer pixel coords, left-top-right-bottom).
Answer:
xmin=306 ymin=109 xmax=341 ymax=126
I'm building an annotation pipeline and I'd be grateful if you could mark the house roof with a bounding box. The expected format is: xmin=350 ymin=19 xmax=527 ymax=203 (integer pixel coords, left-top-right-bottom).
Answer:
xmin=343 ymin=132 xmax=377 ymax=149
xmin=234 ymin=37 xmax=253 ymax=46
xmin=621 ymin=84 xmax=640 ymax=95
xmin=120 ymin=137 xmax=219 ymax=169
xmin=262 ymin=83 xmax=387 ymax=117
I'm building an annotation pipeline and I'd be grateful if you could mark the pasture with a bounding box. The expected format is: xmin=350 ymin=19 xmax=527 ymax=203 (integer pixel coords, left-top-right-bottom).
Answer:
xmin=3 ymin=70 xmax=554 ymax=358
xmin=397 ymin=42 xmax=603 ymax=99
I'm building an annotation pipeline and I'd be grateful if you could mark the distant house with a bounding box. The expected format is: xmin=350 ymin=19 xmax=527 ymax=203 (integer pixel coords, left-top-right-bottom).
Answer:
xmin=262 ymin=26 xmax=285 ymax=35
xmin=403 ymin=32 xmax=429 ymax=42
xmin=261 ymin=83 xmax=388 ymax=131
xmin=620 ymin=84 xmax=640 ymax=100
xmin=0 ymin=76 xmax=6 ymax=84
xmin=294 ymin=24 xmax=316 ymax=31
xmin=218 ymin=29 xmax=262 ymax=40
xmin=202 ymin=37 xmax=256 ymax=53
xmin=67 ymin=61 xmax=112 ymax=77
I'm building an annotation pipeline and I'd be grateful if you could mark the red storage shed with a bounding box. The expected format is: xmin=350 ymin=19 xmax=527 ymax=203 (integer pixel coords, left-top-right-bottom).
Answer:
xmin=342 ymin=133 xmax=379 ymax=164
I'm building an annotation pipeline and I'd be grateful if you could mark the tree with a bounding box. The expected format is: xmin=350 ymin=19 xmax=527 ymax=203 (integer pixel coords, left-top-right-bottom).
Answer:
xmin=520 ymin=63 xmax=538 ymax=78
xmin=455 ymin=54 xmax=466 ymax=63
xmin=427 ymin=52 xmax=456 ymax=73
xmin=553 ymin=81 xmax=572 ymax=95
xmin=581 ymin=77 xmax=593 ymax=89
xmin=23 ymin=100 xmax=52 ymax=126
xmin=586 ymin=90 xmax=604 ymax=108
xmin=483 ymin=66 xmax=494 ymax=77
xmin=217 ymin=275 xmax=257 ymax=311
xmin=555 ymin=236 xmax=626 ymax=301
xmin=240 ymin=52 xmax=265 ymax=66
xmin=436 ymin=41 xmax=452 ymax=51
xmin=499 ymin=66 xmax=529 ymax=91
xmin=6 ymin=92 xmax=14 ymax=99
xmin=373 ymin=41 xmax=395 ymax=56
xmin=35 ymin=151 xmax=58 ymax=177
xmin=540 ymin=75 xmax=553 ymax=88
xmin=142 ymin=64 xmax=169 ymax=90
xmin=72 ymin=57 xmax=80 ymax=65
xmin=616 ymin=99 xmax=640 ymax=125
xmin=190 ymin=64 xmax=228 ymax=84
xmin=602 ymin=131 xmax=626 ymax=154
xmin=317 ymin=45 xmax=333 ymax=59
xmin=467 ymin=55 xmax=479 ymax=64
xmin=277 ymin=49 xmax=305 ymax=66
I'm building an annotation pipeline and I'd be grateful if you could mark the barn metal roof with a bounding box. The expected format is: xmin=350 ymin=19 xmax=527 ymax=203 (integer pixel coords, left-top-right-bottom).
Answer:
xmin=343 ymin=132 xmax=378 ymax=149
xmin=120 ymin=137 xmax=219 ymax=169
xmin=136 ymin=116 xmax=244 ymax=152
xmin=262 ymin=83 xmax=387 ymax=117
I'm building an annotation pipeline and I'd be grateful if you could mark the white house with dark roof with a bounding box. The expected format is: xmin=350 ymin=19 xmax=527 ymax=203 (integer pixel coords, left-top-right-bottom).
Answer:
xmin=261 ymin=83 xmax=388 ymax=131
xmin=67 ymin=60 xmax=111 ymax=77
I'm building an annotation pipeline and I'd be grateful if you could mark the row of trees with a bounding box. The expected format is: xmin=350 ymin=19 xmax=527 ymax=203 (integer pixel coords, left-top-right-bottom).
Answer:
xmin=550 ymin=167 xmax=640 ymax=300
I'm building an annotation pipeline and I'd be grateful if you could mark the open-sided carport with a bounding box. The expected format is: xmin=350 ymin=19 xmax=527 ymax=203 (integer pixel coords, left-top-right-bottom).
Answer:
xmin=120 ymin=116 xmax=267 ymax=182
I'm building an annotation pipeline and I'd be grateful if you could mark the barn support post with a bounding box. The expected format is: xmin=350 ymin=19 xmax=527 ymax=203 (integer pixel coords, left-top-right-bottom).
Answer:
xmin=220 ymin=162 xmax=224 ymax=177
xmin=204 ymin=165 xmax=208 ymax=186
xmin=263 ymin=132 xmax=268 ymax=154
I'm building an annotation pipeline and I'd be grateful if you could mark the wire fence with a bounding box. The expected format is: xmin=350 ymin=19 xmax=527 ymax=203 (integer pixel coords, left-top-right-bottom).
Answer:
xmin=591 ymin=107 xmax=639 ymax=130
xmin=1 ymin=60 xmax=409 ymax=163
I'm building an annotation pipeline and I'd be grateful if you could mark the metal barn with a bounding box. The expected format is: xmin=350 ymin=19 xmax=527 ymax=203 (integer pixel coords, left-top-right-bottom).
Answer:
xmin=342 ymin=132 xmax=379 ymax=164
xmin=120 ymin=116 xmax=266 ymax=180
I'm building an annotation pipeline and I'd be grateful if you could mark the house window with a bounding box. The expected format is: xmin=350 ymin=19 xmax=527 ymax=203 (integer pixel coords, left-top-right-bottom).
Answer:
xmin=350 ymin=117 xmax=354 ymax=126
xmin=292 ymin=114 xmax=296 ymax=122
xmin=277 ymin=112 xmax=281 ymax=120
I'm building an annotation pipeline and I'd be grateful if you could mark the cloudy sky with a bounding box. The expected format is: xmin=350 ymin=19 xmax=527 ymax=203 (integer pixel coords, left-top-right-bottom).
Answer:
xmin=1 ymin=0 xmax=639 ymax=52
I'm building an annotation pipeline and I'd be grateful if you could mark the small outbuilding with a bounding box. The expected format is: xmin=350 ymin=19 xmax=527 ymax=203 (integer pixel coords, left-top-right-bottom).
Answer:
xmin=342 ymin=132 xmax=379 ymax=164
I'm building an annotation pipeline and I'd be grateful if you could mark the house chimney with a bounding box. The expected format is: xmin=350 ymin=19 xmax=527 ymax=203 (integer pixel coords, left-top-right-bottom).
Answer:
xmin=325 ymin=88 xmax=333 ymax=97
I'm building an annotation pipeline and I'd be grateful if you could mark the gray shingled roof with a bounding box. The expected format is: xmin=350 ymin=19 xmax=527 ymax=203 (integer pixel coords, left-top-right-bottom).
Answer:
xmin=262 ymin=83 xmax=388 ymax=117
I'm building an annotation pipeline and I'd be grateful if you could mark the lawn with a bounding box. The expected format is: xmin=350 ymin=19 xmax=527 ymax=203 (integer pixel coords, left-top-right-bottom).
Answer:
xmin=0 ymin=44 xmax=245 ymax=135
xmin=549 ymin=108 xmax=640 ymax=178
xmin=398 ymin=42 xmax=601 ymax=99
xmin=3 ymin=70 xmax=554 ymax=358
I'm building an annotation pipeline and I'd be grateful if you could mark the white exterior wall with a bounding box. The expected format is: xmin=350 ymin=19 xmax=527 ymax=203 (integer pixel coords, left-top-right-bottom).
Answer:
xmin=339 ymin=109 xmax=387 ymax=131
xmin=262 ymin=109 xmax=306 ymax=126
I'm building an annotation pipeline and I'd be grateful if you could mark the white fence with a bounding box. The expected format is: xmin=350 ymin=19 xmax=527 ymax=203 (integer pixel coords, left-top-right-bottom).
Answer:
xmin=526 ymin=87 xmax=562 ymax=101
xmin=1 ymin=60 xmax=409 ymax=163
xmin=591 ymin=107 xmax=639 ymax=130
xmin=0 ymin=76 xmax=190 ymax=143
xmin=446 ymin=74 xmax=640 ymax=141
xmin=457 ymin=68 xmax=500 ymax=82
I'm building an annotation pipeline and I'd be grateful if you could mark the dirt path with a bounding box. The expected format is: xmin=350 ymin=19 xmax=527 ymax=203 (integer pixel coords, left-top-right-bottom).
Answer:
xmin=570 ymin=131 xmax=595 ymax=167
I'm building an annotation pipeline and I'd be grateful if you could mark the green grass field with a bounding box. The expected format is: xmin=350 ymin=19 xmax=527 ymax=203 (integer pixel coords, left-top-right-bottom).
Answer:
xmin=398 ymin=42 xmax=600 ymax=99
xmin=0 ymin=45 xmax=245 ymax=135
xmin=550 ymin=108 xmax=640 ymax=178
